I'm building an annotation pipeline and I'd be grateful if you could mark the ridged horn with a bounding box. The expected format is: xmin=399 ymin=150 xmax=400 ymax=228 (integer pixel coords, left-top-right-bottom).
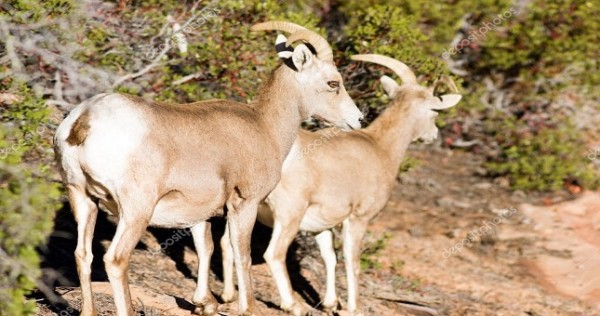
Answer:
xmin=250 ymin=21 xmax=308 ymax=33
xmin=285 ymin=30 xmax=333 ymax=62
xmin=351 ymin=54 xmax=417 ymax=84
xmin=433 ymin=75 xmax=459 ymax=93
xmin=252 ymin=21 xmax=334 ymax=63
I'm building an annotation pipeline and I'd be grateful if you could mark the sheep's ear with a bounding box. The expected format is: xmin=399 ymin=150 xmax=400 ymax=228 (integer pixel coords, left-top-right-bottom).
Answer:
xmin=275 ymin=34 xmax=293 ymax=59
xmin=432 ymin=94 xmax=462 ymax=110
xmin=292 ymin=44 xmax=314 ymax=71
xmin=380 ymin=75 xmax=400 ymax=98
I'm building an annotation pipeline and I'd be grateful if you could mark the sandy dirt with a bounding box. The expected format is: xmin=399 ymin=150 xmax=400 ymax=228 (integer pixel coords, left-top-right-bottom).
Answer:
xmin=34 ymin=145 xmax=600 ymax=316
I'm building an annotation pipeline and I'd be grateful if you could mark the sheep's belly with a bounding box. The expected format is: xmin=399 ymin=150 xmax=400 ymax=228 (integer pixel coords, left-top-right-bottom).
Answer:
xmin=150 ymin=190 xmax=225 ymax=228
xmin=299 ymin=211 xmax=338 ymax=232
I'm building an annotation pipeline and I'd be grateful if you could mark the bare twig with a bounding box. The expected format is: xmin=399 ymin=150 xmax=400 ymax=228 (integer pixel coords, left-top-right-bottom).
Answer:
xmin=46 ymin=99 xmax=74 ymax=110
xmin=113 ymin=0 xmax=219 ymax=88
xmin=111 ymin=39 xmax=171 ymax=88
xmin=0 ymin=20 xmax=23 ymax=73
xmin=177 ymin=0 xmax=219 ymax=34
xmin=149 ymin=16 xmax=172 ymax=48
xmin=172 ymin=72 xmax=204 ymax=85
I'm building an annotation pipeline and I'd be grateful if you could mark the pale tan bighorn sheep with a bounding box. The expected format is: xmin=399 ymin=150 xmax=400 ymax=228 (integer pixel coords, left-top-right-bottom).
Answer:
xmin=53 ymin=20 xmax=362 ymax=316
xmin=216 ymin=54 xmax=461 ymax=315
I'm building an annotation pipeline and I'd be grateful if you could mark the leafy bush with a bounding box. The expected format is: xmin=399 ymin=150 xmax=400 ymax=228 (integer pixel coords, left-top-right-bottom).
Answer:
xmin=399 ymin=157 xmax=420 ymax=174
xmin=337 ymin=3 xmax=451 ymax=121
xmin=485 ymin=117 xmax=598 ymax=190
xmin=468 ymin=0 xmax=600 ymax=190
xmin=0 ymin=81 xmax=62 ymax=315
xmin=360 ymin=232 xmax=392 ymax=270
xmin=339 ymin=0 xmax=599 ymax=190
xmin=1 ymin=2 xmax=70 ymax=314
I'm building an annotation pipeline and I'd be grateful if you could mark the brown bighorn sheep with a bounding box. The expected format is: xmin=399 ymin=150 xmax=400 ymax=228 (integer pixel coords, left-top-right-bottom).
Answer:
xmin=53 ymin=21 xmax=362 ymax=316
xmin=216 ymin=54 xmax=461 ymax=315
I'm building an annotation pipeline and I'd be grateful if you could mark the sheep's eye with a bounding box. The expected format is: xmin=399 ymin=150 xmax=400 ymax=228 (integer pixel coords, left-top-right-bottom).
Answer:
xmin=327 ymin=81 xmax=339 ymax=89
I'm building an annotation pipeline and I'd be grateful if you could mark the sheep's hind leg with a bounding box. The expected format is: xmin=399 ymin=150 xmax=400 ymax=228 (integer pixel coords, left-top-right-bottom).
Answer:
xmin=67 ymin=185 xmax=99 ymax=316
xmin=226 ymin=197 xmax=259 ymax=316
xmin=342 ymin=218 xmax=369 ymax=316
xmin=220 ymin=223 xmax=236 ymax=303
xmin=103 ymin=198 xmax=153 ymax=316
xmin=191 ymin=221 xmax=219 ymax=315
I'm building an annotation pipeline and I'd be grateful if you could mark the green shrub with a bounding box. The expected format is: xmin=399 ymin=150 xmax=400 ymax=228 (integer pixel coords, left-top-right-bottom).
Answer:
xmin=485 ymin=116 xmax=598 ymax=191
xmin=1 ymin=2 xmax=71 ymax=313
xmin=0 ymin=81 xmax=62 ymax=316
xmin=399 ymin=157 xmax=420 ymax=174
xmin=470 ymin=0 xmax=600 ymax=190
xmin=338 ymin=3 xmax=451 ymax=120
xmin=339 ymin=0 xmax=599 ymax=190
xmin=360 ymin=232 xmax=392 ymax=270
xmin=2 ymin=0 xmax=74 ymax=23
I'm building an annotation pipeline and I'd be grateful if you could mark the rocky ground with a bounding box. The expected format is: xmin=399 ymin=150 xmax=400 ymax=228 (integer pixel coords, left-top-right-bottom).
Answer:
xmin=34 ymin=145 xmax=600 ymax=316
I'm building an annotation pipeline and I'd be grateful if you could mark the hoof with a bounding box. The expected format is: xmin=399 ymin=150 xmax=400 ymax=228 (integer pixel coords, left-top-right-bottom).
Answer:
xmin=332 ymin=311 xmax=363 ymax=316
xmin=239 ymin=310 xmax=258 ymax=316
xmin=282 ymin=300 xmax=312 ymax=316
xmin=80 ymin=310 xmax=98 ymax=316
xmin=220 ymin=291 xmax=236 ymax=303
xmin=192 ymin=295 xmax=219 ymax=315
xmin=322 ymin=299 xmax=341 ymax=314
xmin=193 ymin=304 xmax=218 ymax=316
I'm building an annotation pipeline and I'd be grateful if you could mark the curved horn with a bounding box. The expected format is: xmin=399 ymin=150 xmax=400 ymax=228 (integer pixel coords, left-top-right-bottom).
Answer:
xmin=433 ymin=75 xmax=459 ymax=93
xmin=285 ymin=30 xmax=333 ymax=62
xmin=351 ymin=54 xmax=417 ymax=84
xmin=251 ymin=21 xmax=308 ymax=33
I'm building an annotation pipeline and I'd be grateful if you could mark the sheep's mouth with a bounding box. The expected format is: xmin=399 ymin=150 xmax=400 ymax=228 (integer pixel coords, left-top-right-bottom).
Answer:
xmin=313 ymin=115 xmax=356 ymax=131
xmin=312 ymin=115 xmax=334 ymax=127
xmin=343 ymin=122 xmax=356 ymax=131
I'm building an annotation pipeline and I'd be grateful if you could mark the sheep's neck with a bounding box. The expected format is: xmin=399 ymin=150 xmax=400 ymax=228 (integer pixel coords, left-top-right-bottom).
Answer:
xmin=366 ymin=101 xmax=414 ymax=169
xmin=252 ymin=66 xmax=303 ymax=163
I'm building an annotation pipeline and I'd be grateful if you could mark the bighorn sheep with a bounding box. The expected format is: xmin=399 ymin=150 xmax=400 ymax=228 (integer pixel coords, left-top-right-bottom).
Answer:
xmin=53 ymin=21 xmax=362 ymax=316
xmin=217 ymin=54 xmax=461 ymax=315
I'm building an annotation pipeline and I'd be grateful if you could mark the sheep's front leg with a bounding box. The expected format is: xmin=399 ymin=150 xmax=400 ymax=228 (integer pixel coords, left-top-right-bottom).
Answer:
xmin=342 ymin=218 xmax=369 ymax=316
xmin=191 ymin=222 xmax=219 ymax=315
xmin=315 ymin=230 xmax=338 ymax=312
xmin=226 ymin=198 xmax=259 ymax=316
xmin=263 ymin=216 xmax=310 ymax=316
xmin=104 ymin=201 xmax=153 ymax=316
